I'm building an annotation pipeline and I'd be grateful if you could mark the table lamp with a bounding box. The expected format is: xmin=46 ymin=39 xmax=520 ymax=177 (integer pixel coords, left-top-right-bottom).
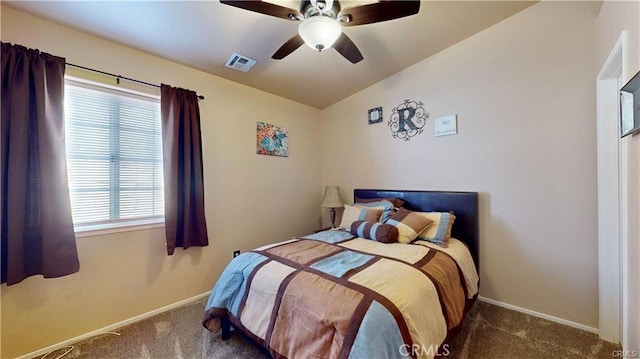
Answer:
xmin=320 ymin=186 xmax=343 ymax=228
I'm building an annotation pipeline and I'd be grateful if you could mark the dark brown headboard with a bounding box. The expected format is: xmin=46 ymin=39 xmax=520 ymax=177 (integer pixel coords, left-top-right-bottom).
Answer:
xmin=354 ymin=189 xmax=479 ymax=271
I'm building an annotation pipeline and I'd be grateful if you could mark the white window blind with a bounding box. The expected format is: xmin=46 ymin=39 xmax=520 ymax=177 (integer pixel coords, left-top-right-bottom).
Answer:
xmin=64 ymin=79 xmax=164 ymax=229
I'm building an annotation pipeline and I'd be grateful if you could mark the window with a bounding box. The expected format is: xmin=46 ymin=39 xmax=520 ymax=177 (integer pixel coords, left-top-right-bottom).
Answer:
xmin=64 ymin=79 xmax=164 ymax=231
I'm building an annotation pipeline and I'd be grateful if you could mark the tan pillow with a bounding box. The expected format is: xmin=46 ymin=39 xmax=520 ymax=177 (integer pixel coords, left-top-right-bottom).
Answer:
xmin=415 ymin=212 xmax=456 ymax=247
xmin=385 ymin=208 xmax=434 ymax=244
xmin=338 ymin=204 xmax=383 ymax=230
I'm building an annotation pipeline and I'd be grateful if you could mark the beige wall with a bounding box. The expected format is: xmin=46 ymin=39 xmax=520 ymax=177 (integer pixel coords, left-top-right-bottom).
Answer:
xmin=2 ymin=1 xmax=635 ymax=357
xmin=596 ymin=0 xmax=640 ymax=351
xmin=0 ymin=6 xmax=321 ymax=358
xmin=321 ymin=1 xmax=601 ymax=328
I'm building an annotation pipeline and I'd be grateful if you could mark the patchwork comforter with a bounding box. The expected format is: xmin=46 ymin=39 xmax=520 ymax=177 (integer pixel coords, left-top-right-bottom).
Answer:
xmin=203 ymin=230 xmax=479 ymax=359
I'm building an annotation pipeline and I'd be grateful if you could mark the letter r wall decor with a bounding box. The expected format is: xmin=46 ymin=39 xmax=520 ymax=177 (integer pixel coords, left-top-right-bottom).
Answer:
xmin=388 ymin=99 xmax=428 ymax=141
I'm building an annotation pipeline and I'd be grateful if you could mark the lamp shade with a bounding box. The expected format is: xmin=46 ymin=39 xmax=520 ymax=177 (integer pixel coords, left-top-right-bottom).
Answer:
xmin=320 ymin=186 xmax=343 ymax=208
xmin=298 ymin=16 xmax=342 ymax=51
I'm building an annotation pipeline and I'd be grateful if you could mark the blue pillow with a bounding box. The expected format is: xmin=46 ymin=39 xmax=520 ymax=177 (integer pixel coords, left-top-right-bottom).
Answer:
xmin=354 ymin=200 xmax=395 ymax=222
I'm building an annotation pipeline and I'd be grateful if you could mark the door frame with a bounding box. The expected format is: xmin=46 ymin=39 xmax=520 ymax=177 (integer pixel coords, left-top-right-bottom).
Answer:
xmin=596 ymin=30 xmax=628 ymax=344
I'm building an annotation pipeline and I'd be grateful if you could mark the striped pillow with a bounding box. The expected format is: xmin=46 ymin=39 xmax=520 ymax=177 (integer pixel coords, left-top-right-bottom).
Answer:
xmin=355 ymin=197 xmax=405 ymax=209
xmin=385 ymin=208 xmax=434 ymax=244
xmin=354 ymin=200 xmax=395 ymax=222
xmin=415 ymin=212 xmax=456 ymax=247
xmin=338 ymin=204 xmax=384 ymax=230
xmin=350 ymin=220 xmax=399 ymax=243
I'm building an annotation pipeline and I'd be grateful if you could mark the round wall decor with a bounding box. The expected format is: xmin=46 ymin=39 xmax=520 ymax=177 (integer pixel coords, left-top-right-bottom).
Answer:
xmin=388 ymin=99 xmax=428 ymax=141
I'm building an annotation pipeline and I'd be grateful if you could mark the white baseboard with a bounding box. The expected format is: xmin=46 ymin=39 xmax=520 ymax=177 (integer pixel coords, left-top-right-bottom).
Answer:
xmin=17 ymin=291 xmax=211 ymax=359
xmin=478 ymin=296 xmax=599 ymax=334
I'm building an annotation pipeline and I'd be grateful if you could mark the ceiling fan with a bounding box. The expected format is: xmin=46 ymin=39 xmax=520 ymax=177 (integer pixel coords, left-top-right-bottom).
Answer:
xmin=220 ymin=0 xmax=420 ymax=64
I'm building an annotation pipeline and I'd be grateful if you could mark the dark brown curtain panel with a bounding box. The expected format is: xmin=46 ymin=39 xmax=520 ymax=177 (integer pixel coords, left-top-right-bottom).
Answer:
xmin=1 ymin=43 xmax=79 ymax=285
xmin=160 ymin=84 xmax=209 ymax=255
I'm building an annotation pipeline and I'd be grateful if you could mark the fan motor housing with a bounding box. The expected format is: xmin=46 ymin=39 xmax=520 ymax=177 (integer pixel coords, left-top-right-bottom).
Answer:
xmin=300 ymin=0 xmax=341 ymax=19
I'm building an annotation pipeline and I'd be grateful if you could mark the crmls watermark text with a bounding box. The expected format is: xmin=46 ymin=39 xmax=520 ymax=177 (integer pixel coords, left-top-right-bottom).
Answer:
xmin=399 ymin=344 xmax=450 ymax=357
xmin=612 ymin=350 xmax=639 ymax=358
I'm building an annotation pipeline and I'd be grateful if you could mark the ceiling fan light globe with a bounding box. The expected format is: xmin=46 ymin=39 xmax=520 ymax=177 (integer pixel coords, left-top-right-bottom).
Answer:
xmin=298 ymin=16 xmax=342 ymax=51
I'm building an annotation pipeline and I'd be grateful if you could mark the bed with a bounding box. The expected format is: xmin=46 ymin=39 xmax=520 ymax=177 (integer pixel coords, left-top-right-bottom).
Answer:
xmin=203 ymin=189 xmax=479 ymax=359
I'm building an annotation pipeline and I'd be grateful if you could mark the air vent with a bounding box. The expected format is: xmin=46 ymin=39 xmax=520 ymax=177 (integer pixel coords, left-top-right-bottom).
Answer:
xmin=224 ymin=53 xmax=257 ymax=72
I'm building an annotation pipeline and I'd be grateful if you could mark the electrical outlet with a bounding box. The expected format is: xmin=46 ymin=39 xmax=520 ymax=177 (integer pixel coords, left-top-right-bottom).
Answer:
xmin=233 ymin=250 xmax=240 ymax=258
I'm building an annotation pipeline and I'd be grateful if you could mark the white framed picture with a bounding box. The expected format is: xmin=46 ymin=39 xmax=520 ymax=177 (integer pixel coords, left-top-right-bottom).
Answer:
xmin=434 ymin=114 xmax=458 ymax=137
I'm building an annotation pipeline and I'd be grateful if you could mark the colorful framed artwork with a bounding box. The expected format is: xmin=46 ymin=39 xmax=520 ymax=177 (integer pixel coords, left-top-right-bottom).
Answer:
xmin=257 ymin=121 xmax=289 ymax=157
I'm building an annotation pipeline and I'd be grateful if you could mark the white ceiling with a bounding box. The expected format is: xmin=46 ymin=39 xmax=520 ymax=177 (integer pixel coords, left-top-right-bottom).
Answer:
xmin=4 ymin=1 xmax=536 ymax=109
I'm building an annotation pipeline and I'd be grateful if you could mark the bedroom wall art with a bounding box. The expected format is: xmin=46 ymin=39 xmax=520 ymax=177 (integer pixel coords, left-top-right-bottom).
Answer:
xmin=388 ymin=99 xmax=428 ymax=141
xmin=368 ymin=107 xmax=383 ymax=124
xmin=257 ymin=121 xmax=289 ymax=157
xmin=434 ymin=114 xmax=458 ymax=137
xmin=620 ymin=70 xmax=640 ymax=137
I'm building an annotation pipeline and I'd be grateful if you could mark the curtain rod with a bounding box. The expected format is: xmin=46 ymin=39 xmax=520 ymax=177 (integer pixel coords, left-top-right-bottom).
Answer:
xmin=66 ymin=63 xmax=205 ymax=100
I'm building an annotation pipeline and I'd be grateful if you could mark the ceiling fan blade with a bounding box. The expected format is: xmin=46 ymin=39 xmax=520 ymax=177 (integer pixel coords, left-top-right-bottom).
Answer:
xmin=333 ymin=33 xmax=363 ymax=64
xmin=220 ymin=0 xmax=301 ymax=21
xmin=339 ymin=0 xmax=420 ymax=27
xmin=272 ymin=35 xmax=305 ymax=60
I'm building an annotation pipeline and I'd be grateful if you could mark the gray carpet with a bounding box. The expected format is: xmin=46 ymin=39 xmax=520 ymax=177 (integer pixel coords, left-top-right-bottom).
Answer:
xmin=39 ymin=298 xmax=620 ymax=359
